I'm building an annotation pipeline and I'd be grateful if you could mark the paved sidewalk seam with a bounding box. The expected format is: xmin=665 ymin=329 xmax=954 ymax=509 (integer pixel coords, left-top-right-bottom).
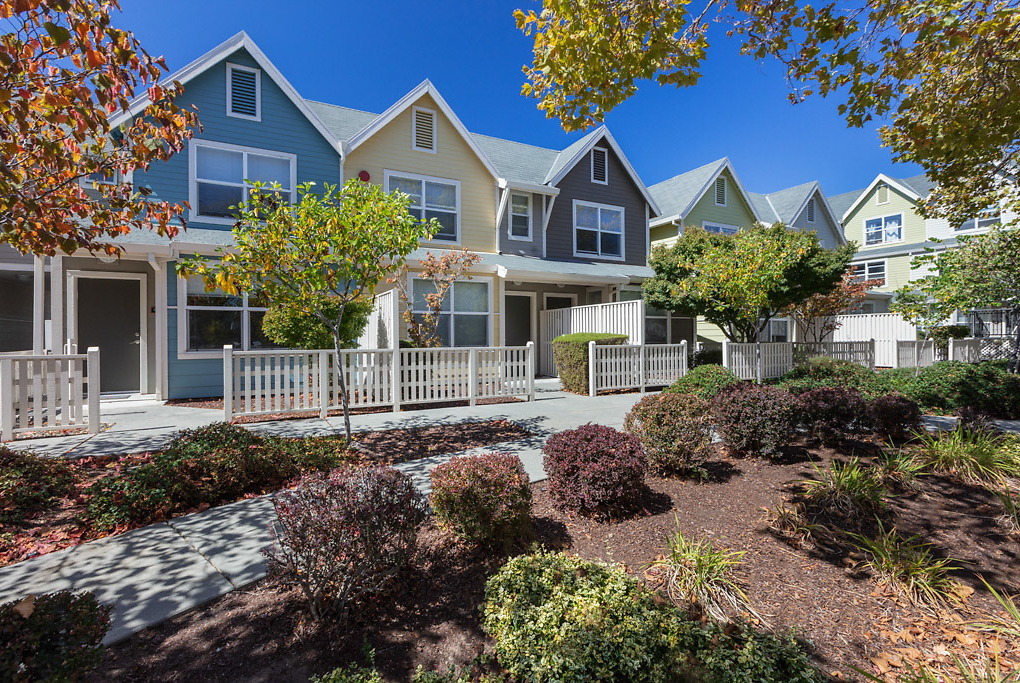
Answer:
xmin=165 ymin=515 xmax=246 ymax=591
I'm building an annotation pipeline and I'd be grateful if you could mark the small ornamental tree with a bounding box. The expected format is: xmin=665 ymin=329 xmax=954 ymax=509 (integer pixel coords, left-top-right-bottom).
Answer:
xmin=643 ymin=224 xmax=855 ymax=342
xmin=179 ymin=181 xmax=436 ymax=440
xmin=0 ymin=0 xmax=198 ymax=255
xmin=786 ymin=270 xmax=882 ymax=342
xmin=391 ymin=248 xmax=481 ymax=347
xmin=260 ymin=296 xmax=373 ymax=350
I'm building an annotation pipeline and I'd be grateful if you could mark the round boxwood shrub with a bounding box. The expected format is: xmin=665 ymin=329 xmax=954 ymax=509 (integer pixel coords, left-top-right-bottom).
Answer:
xmin=542 ymin=424 xmax=646 ymax=518
xmin=712 ymin=384 xmax=797 ymax=458
xmin=430 ymin=453 xmax=532 ymax=549
xmin=797 ymin=386 xmax=871 ymax=446
xmin=778 ymin=356 xmax=878 ymax=395
xmin=624 ymin=393 xmax=713 ymax=477
xmin=551 ymin=333 xmax=629 ymax=394
xmin=664 ymin=364 xmax=741 ymax=400
xmin=0 ymin=446 xmax=74 ymax=519
xmin=869 ymin=393 xmax=922 ymax=442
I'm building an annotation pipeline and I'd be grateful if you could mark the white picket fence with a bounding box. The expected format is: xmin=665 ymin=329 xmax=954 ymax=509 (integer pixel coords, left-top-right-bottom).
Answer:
xmin=587 ymin=341 xmax=688 ymax=396
xmin=539 ymin=300 xmax=643 ymax=376
xmin=0 ymin=348 xmax=100 ymax=441
xmin=723 ymin=341 xmax=876 ymax=381
xmin=223 ymin=343 xmax=535 ymax=420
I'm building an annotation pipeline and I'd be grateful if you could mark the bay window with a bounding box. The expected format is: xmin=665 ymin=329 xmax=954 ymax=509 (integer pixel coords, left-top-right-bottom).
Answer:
xmin=190 ymin=140 xmax=295 ymax=223
xmin=864 ymin=214 xmax=902 ymax=245
xmin=411 ymin=278 xmax=490 ymax=346
xmin=386 ymin=171 xmax=459 ymax=242
xmin=574 ymin=200 xmax=624 ymax=259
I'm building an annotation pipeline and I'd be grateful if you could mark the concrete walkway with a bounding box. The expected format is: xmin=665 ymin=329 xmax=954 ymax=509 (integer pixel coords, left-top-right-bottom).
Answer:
xmin=0 ymin=380 xmax=651 ymax=643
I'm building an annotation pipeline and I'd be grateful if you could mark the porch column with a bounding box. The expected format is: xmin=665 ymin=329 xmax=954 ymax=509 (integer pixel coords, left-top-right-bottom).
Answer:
xmin=50 ymin=255 xmax=64 ymax=352
xmin=150 ymin=257 xmax=167 ymax=400
xmin=32 ymin=256 xmax=45 ymax=353
xmin=496 ymin=273 xmax=506 ymax=346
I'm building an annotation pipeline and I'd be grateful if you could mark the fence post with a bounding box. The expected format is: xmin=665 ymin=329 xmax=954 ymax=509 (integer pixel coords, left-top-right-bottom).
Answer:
xmin=391 ymin=348 xmax=401 ymax=413
xmin=86 ymin=347 xmax=100 ymax=434
xmin=755 ymin=342 xmax=763 ymax=385
xmin=681 ymin=340 xmax=688 ymax=377
xmin=588 ymin=340 xmax=597 ymax=397
xmin=526 ymin=341 xmax=536 ymax=402
xmin=722 ymin=341 xmax=729 ymax=370
xmin=222 ymin=345 xmax=233 ymax=423
xmin=318 ymin=351 xmax=329 ymax=419
xmin=869 ymin=339 xmax=876 ymax=370
xmin=468 ymin=347 xmax=478 ymax=406
xmin=0 ymin=357 xmax=13 ymax=441
xmin=638 ymin=343 xmax=647 ymax=393
xmin=948 ymin=338 xmax=956 ymax=363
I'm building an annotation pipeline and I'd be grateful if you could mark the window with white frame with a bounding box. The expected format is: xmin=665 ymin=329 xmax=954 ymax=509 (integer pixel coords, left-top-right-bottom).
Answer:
xmin=386 ymin=172 xmax=459 ymax=241
xmin=714 ymin=176 xmax=727 ymax=206
xmin=411 ymin=278 xmax=489 ymax=346
xmin=179 ymin=276 xmax=278 ymax=353
xmin=703 ymin=222 xmax=740 ymax=235
xmin=761 ymin=318 xmax=789 ymax=342
xmin=226 ymin=64 xmax=261 ymax=120
xmin=864 ymin=214 xmax=902 ymax=245
xmin=956 ymin=206 xmax=1001 ymax=231
xmin=191 ymin=141 xmax=295 ymax=222
xmin=574 ymin=200 xmax=624 ymax=258
xmin=851 ymin=260 xmax=886 ymax=285
xmin=591 ymin=147 xmax=608 ymax=184
xmin=509 ymin=193 xmax=531 ymax=239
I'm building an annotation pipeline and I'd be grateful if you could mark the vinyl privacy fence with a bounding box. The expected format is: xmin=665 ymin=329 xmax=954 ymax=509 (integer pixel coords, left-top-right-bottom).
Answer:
xmin=223 ymin=343 xmax=535 ymax=420
xmin=587 ymin=341 xmax=688 ymax=396
xmin=0 ymin=348 xmax=100 ymax=441
xmin=539 ymin=300 xmax=643 ymax=376
xmin=723 ymin=341 xmax=876 ymax=381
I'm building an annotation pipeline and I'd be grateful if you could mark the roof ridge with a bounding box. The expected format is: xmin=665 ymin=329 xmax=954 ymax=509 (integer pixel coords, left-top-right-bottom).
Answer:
xmin=650 ymin=157 xmax=727 ymax=188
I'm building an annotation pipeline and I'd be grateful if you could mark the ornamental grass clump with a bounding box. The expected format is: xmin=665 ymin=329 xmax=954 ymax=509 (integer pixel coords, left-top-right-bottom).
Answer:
xmin=264 ymin=466 xmax=427 ymax=621
xmin=801 ymin=458 xmax=886 ymax=525
xmin=624 ymin=392 xmax=713 ymax=478
xmin=711 ymin=383 xmax=797 ymax=458
xmin=797 ymin=386 xmax=871 ymax=446
xmin=915 ymin=427 xmax=1020 ymax=484
xmin=542 ymin=424 xmax=647 ymax=518
xmin=430 ymin=453 xmax=532 ymax=550
xmin=849 ymin=522 xmax=961 ymax=607
xmin=0 ymin=446 xmax=75 ymax=520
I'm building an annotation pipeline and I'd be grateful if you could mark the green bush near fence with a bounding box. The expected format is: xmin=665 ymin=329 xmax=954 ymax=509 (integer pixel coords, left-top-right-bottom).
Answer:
xmin=552 ymin=333 xmax=628 ymax=394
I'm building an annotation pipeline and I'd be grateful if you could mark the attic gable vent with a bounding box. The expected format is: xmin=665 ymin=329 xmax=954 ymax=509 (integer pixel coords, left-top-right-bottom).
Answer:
xmin=806 ymin=198 xmax=816 ymax=222
xmin=877 ymin=184 xmax=889 ymax=204
xmin=714 ymin=176 xmax=727 ymax=206
xmin=227 ymin=64 xmax=260 ymax=120
xmin=412 ymin=107 xmax=436 ymax=152
xmin=591 ymin=147 xmax=608 ymax=184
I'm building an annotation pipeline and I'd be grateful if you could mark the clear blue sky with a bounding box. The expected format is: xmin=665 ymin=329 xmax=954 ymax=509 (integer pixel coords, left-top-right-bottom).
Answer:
xmin=116 ymin=0 xmax=921 ymax=197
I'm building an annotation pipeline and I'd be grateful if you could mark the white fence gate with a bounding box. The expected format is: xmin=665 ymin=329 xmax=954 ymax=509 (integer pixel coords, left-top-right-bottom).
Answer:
xmin=223 ymin=343 xmax=535 ymax=420
xmin=0 ymin=348 xmax=100 ymax=441
xmin=539 ymin=300 xmax=643 ymax=377
xmin=894 ymin=340 xmax=936 ymax=368
xmin=587 ymin=341 xmax=688 ymax=396
xmin=830 ymin=313 xmax=916 ymax=367
xmin=723 ymin=341 xmax=876 ymax=381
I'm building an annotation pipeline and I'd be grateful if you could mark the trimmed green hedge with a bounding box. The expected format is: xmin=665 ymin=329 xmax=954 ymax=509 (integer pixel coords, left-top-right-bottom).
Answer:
xmin=552 ymin=333 xmax=628 ymax=394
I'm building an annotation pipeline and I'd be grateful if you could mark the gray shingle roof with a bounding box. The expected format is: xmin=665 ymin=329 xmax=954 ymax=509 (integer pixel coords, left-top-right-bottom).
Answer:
xmin=764 ymin=181 xmax=816 ymax=224
xmin=898 ymin=173 xmax=937 ymax=198
xmin=827 ymin=189 xmax=861 ymax=220
xmin=543 ymin=127 xmax=604 ymax=184
xmin=826 ymin=172 xmax=935 ymax=221
xmin=304 ymin=100 xmax=378 ymax=142
xmin=648 ymin=158 xmax=727 ymax=220
xmin=746 ymin=192 xmax=778 ymax=222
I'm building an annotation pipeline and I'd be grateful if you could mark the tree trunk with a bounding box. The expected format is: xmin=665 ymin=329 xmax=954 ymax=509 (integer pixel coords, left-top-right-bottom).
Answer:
xmin=333 ymin=334 xmax=353 ymax=442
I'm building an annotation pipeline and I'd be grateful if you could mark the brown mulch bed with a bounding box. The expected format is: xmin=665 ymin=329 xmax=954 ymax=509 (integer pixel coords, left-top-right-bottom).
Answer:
xmin=167 ymin=396 xmax=522 ymax=423
xmin=94 ymin=439 xmax=1020 ymax=682
xmin=0 ymin=420 xmax=531 ymax=568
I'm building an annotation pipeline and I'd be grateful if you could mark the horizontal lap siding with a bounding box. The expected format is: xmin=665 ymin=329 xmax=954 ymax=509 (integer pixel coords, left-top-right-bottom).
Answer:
xmin=546 ymin=139 xmax=649 ymax=266
xmin=683 ymin=169 xmax=757 ymax=231
xmin=498 ymin=191 xmax=545 ymax=257
xmin=790 ymin=190 xmax=842 ymax=248
xmin=844 ymin=185 xmax=924 ymax=294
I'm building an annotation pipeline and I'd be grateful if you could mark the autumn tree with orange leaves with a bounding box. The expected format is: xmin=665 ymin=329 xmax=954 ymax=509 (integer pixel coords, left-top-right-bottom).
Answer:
xmin=0 ymin=0 xmax=199 ymax=256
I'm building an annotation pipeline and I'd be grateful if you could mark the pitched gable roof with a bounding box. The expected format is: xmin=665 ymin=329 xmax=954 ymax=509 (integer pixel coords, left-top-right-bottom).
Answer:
xmin=828 ymin=172 xmax=935 ymax=222
xmin=470 ymin=134 xmax=560 ymax=186
xmin=109 ymin=31 xmax=340 ymax=153
xmin=827 ymin=189 xmax=862 ymax=221
xmin=648 ymin=158 xmax=760 ymax=225
xmin=730 ymin=181 xmax=848 ymax=244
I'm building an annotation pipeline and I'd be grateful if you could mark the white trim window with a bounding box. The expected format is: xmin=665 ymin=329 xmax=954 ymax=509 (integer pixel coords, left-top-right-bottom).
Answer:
xmin=760 ymin=317 xmax=789 ymax=342
xmin=702 ymin=221 xmax=740 ymax=235
xmin=591 ymin=147 xmax=608 ymax=184
xmin=226 ymin=63 xmax=261 ymax=121
xmin=189 ymin=140 xmax=296 ymax=224
xmin=573 ymin=199 xmax=624 ymax=259
xmin=864 ymin=214 xmax=903 ymax=245
xmin=411 ymin=106 xmax=437 ymax=153
xmin=509 ymin=192 xmax=532 ymax=240
xmin=177 ymin=276 xmax=277 ymax=357
xmin=411 ymin=278 xmax=490 ymax=346
xmin=385 ymin=171 xmax=460 ymax=242
xmin=851 ymin=260 xmax=886 ymax=286
xmin=956 ymin=207 xmax=1001 ymax=232
xmin=714 ymin=176 xmax=727 ymax=206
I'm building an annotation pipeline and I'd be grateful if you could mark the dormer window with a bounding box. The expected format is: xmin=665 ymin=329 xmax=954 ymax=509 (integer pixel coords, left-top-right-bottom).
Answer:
xmin=714 ymin=176 xmax=727 ymax=206
xmin=226 ymin=64 xmax=261 ymax=121
xmin=412 ymin=107 xmax=437 ymax=153
xmin=806 ymin=198 xmax=816 ymax=223
xmin=591 ymin=147 xmax=608 ymax=184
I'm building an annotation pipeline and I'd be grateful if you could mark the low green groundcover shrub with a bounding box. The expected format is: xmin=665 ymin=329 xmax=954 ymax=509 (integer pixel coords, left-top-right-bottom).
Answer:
xmin=0 ymin=590 xmax=111 ymax=681
xmin=430 ymin=453 xmax=532 ymax=549
xmin=551 ymin=333 xmax=628 ymax=394
xmin=797 ymin=386 xmax=871 ymax=446
xmin=879 ymin=361 xmax=1020 ymax=418
xmin=482 ymin=551 xmax=821 ymax=682
xmin=542 ymin=424 xmax=646 ymax=518
xmin=664 ymin=364 xmax=741 ymax=400
xmin=713 ymin=383 xmax=798 ymax=458
xmin=778 ymin=356 xmax=880 ymax=396
xmin=624 ymin=392 xmax=713 ymax=477
xmin=86 ymin=423 xmax=357 ymax=530
xmin=0 ymin=446 xmax=75 ymax=519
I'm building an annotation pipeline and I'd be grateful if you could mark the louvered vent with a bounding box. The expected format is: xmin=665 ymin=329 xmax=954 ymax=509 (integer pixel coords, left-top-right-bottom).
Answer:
xmin=877 ymin=184 xmax=889 ymax=204
xmin=591 ymin=148 xmax=607 ymax=183
xmin=229 ymin=67 xmax=258 ymax=118
xmin=413 ymin=108 xmax=436 ymax=151
xmin=806 ymin=198 xmax=815 ymax=222
xmin=715 ymin=177 xmax=726 ymax=205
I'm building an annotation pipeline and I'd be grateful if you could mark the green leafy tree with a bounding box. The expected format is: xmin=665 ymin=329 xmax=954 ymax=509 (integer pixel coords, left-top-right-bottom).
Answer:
xmin=515 ymin=0 xmax=1020 ymax=225
xmin=893 ymin=227 xmax=1020 ymax=372
xmin=260 ymin=297 xmax=373 ymax=351
xmin=643 ymin=224 xmax=855 ymax=342
xmin=179 ymin=181 xmax=436 ymax=440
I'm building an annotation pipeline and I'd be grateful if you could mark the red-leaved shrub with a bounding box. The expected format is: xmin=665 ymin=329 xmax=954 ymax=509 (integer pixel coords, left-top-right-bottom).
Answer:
xmin=869 ymin=393 xmax=922 ymax=443
xmin=712 ymin=384 xmax=797 ymax=458
xmin=624 ymin=393 xmax=713 ymax=477
xmin=430 ymin=453 xmax=532 ymax=549
xmin=264 ymin=466 xmax=428 ymax=621
xmin=542 ymin=424 xmax=647 ymax=518
xmin=797 ymin=387 xmax=869 ymax=446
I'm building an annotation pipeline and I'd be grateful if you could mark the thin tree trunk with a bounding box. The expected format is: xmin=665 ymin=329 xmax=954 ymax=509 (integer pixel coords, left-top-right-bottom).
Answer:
xmin=333 ymin=334 xmax=352 ymax=443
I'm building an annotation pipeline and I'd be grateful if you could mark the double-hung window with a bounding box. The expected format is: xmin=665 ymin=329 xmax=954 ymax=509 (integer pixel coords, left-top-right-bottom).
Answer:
xmin=411 ymin=279 xmax=490 ymax=346
xmin=956 ymin=207 xmax=1001 ymax=232
xmin=702 ymin=222 xmax=740 ymax=235
xmin=864 ymin=214 xmax=902 ymax=245
xmin=386 ymin=171 xmax=459 ymax=242
xmin=178 ymin=276 xmax=277 ymax=355
xmin=574 ymin=200 xmax=624 ymax=259
xmin=851 ymin=260 xmax=886 ymax=285
xmin=509 ymin=193 xmax=531 ymax=240
xmin=190 ymin=140 xmax=295 ymax=223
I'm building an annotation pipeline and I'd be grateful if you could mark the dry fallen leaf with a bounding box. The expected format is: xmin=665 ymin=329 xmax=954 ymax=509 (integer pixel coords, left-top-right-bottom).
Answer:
xmin=12 ymin=595 xmax=35 ymax=618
